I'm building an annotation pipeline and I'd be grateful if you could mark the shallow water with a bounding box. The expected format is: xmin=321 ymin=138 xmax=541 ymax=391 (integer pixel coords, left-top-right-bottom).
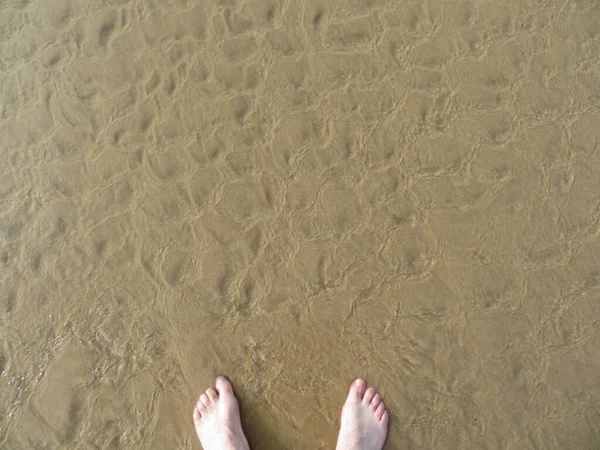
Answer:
xmin=1 ymin=0 xmax=600 ymax=448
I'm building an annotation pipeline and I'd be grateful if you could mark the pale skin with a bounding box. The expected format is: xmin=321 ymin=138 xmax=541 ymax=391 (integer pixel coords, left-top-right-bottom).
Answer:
xmin=193 ymin=376 xmax=389 ymax=450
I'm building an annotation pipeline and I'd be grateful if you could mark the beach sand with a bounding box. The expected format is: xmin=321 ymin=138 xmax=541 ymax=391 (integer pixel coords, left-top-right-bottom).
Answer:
xmin=1 ymin=0 xmax=600 ymax=448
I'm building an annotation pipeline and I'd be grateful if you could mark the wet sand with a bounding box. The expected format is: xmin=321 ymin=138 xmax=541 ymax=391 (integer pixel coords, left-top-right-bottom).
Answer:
xmin=1 ymin=0 xmax=600 ymax=448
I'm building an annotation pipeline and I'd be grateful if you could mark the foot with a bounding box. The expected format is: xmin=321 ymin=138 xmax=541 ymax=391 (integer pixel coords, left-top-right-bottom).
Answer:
xmin=193 ymin=376 xmax=250 ymax=450
xmin=336 ymin=378 xmax=389 ymax=450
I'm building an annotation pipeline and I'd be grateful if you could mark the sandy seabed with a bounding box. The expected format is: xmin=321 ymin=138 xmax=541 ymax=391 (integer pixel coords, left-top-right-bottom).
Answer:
xmin=1 ymin=0 xmax=600 ymax=448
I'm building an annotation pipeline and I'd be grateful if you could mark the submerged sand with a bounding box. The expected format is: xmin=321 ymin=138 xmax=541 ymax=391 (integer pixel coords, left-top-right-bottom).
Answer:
xmin=1 ymin=0 xmax=600 ymax=448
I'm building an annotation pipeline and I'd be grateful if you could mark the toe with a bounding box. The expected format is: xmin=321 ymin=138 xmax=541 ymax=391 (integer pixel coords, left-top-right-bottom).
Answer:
xmin=193 ymin=407 xmax=202 ymax=421
xmin=216 ymin=376 xmax=233 ymax=393
xmin=200 ymin=393 xmax=211 ymax=408
xmin=206 ymin=387 xmax=218 ymax=403
xmin=375 ymin=402 xmax=385 ymax=419
xmin=196 ymin=399 xmax=207 ymax=413
xmin=381 ymin=410 xmax=389 ymax=425
xmin=363 ymin=387 xmax=376 ymax=404
xmin=370 ymin=393 xmax=381 ymax=410
xmin=349 ymin=378 xmax=367 ymax=399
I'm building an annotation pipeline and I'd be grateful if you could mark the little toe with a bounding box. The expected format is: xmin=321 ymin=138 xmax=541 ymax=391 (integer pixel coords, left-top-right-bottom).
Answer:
xmin=375 ymin=402 xmax=385 ymax=419
xmin=193 ymin=407 xmax=202 ymax=421
xmin=349 ymin=378 xmax=367 ymax=399
xmin=381 ymin=410 xmax=389 ymax=425
xmin=363 ymin=387 xmax=376 ymax=404
xmin=370 ymin=393 xmax=381 ymax=410
xmin=206 ymin=387 xmax=218 ymax=403
xmin=216 ymin=376 xmax=233 ymax=393
xmin=196 ymin=399 xmax=207 ymax=414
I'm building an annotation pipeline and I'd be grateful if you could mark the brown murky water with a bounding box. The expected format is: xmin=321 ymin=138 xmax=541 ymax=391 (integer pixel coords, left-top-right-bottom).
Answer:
xmin=1 ymin=0 xmax=600 ymax=448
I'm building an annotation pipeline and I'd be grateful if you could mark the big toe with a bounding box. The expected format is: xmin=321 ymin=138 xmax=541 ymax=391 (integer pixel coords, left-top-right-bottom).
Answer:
xmin=216 ymin=376 xmax=233 ymax=394
xmin=348 ymin=378 xmax=367 ymax=399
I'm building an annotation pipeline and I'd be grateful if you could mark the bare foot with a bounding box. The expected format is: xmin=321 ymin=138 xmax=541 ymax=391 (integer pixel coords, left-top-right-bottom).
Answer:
xmin=193 ymin=376 xmax=250 ymax=450
xmin=336 ymin=378 xmax=389 ymax=450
